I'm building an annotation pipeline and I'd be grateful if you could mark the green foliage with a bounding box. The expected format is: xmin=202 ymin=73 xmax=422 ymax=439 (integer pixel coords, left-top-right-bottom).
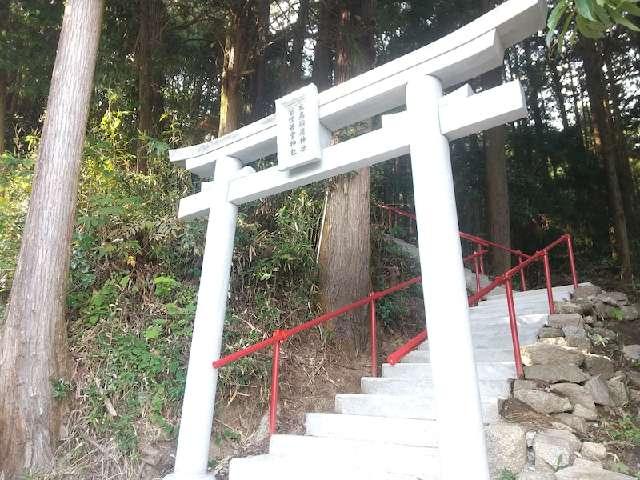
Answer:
xmin=607 ymin=415 xmax=640 ymax=445
xmin=547 ymin=0 xmax=640 ymax=49
xmin=498 ymin=470 xmax=517 ymax=480
xmin=51 ymin=378 xmax=72 ymax=400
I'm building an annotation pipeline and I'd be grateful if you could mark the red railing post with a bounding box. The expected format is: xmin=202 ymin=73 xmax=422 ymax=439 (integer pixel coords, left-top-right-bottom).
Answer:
xmin=518 ymin=256 xmax=527 ymax=291
xmin=505 ymin=279 xmax=524 ymax=378
xmin=473 ymin=253 xmax=481 ymax=302
xmin=269 ymin=332 xmax=282 ymax=435
xmin=566 ymin=234 xmax=578 ymax=289
xmin=477 ymin=243 xmax=485 ymax=275
xmin=369 ymin=293 xmax=378 ymax=377
xmin=543 ymin=251 xmax=555 ymax=314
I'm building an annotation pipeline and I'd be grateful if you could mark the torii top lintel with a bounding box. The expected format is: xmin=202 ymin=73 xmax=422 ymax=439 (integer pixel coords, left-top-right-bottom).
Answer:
xmin=169 ymin=0 xmax=546 ymax=178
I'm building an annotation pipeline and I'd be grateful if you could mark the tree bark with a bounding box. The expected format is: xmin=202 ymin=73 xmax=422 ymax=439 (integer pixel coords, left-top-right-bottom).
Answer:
xmin=291 ymin=0 xmax=311 ymax=86
xmin=218 ymin=3 xmax=255 ymax=137
xmin=252 ymin=0 xmax=271 ymax=120
xmin=482 ymin=65 xmax=511 ymax=274
xmin=481 ymin=0 xmax=510 ymax=274
xmin=0 ymin=71 xmax=6 ymax=153
xmin=318 ymin=0 xmax=375 ymax=352
xmin=0 ymin=0 xmax=103 ymax=476
xmin=580 ymin=37 xmax=633 ymax=282
xmin=312 ymin=0 xmax=336 ymax=91
xmin=136 ymin=0 xmax=164 ymax=173
xmin=602 ymin=40 xmax=638 ymax=231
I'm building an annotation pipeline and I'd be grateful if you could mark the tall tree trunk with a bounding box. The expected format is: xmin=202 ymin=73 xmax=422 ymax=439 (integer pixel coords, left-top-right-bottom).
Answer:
xmin=481 ymin=0 xmax=510 ymax=274
xmin=0 ymin=0 xmax=103 ymax=476
xmin=291 ymin=0 xmax=311 ymax=86
xmin=580 ymin=37 xmax=633 ymax=282
xmin=313 ymin=0 xmax=336 ymax=91
xmin=252 ymin=0 xmax=271 ymax=120
xmin=482 ymin=65 xmax=511 ymax=274
xmin=0 ymin=71 xmax=6 ymax=153
xmin=603 ymin=40 xmax=638 ymax=231
xmin=218 ymin=3 xmax=255 ymax=137
xmin=136 ymin=0 xmax=164 ymax=173
xmin=318 ymin=0 xmax=375 ymax=352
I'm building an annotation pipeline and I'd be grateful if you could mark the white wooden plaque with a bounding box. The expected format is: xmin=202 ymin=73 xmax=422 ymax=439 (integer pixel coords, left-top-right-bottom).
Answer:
xmin=275 ymin=84 xmax=331 ymax=171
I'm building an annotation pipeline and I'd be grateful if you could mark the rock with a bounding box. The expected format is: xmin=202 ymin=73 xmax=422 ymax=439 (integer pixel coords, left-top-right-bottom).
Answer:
xmin=555 ymin=464 xmax=634 ymax=479
xmin=563 ymin=325 xmax=587 ymax=338
xmin=555 ymin=301 xmax=592 ymax=315
xmin=550 ymin=383 xmax=596 ymax=410
xmin=596 ymin=292 xmax=629 ymax=307
xmin=515 ymin=389 xmax=572 ymax=414
xmin=518 ymin=470 xmax=557 ymax=479
xmin=584 ymin=355 xmax=615 ymax=380
xmin=574 ymin=458 xmax=604 ymax=469
xmin=573 ymin=403 xmax=598 ymax=420
xmin=525 ymin=364 xmax=590 ymax=384
xmin=585 ymin=376 xmax=613 ymax=407
xmin=514 ymin=379 xmax=538 ymax=392
xmin=548 ymin=314 xmax=584 ymax=329
xmin=539 ymin=327 xmax=565 ymax=339
xmin=607 ymin=376 xmax=629 ymax=407
xmin=623 ymin=345 xmax=640 ymax=362
xmin=565 ymin=335 xmax=592 ymax=352
xmin=584 ymin=315 xmax=595 ymax=325
xmin=628 ymin=388 xmax=640 ymax=403
xmin=581 ymin=442 xmax=607 ymax=462
xmin=553 ymin=413 xmax=588 ymax=434
xmin=573 ymin=285 xmax=603 ymax=300
xmin=591 ymin=327 xmax=617 ymax=341
xmin=620 ymin=305 xmax=639 ymax=321
xmin=539 ymin=338 xmax=569 ymax=347
xmin=486 ymin=422 xmax=528 ymax=477
xmin=534 ymin=429 xmax=581 ymax=472
xmin=627 ymin=371 xmax=640 ymax=388
xmin=522 ymin=344 xmax=584 ymax=367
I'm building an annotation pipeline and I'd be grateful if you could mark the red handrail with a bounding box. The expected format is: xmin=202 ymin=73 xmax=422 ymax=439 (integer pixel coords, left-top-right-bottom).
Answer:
xmin=388 ymin=233 xmax=580 ymax=377
xmin=212 ymin=203 xmax=579 ymax=434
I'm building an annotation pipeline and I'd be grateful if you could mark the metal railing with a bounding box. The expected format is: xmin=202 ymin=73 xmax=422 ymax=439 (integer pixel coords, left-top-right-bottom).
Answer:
xmin=387 ymin=233 xmax=579 ymax=378
xmin=211 ymin=206 xmax=579 ymax=435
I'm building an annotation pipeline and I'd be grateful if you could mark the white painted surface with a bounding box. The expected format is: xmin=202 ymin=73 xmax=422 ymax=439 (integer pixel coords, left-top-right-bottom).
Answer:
xmin=169 ymin=0 xmax=546 ymax=175
xmin=167 ymin=157 xmax=242 ymax=480
xmin=227 ymin=285 xmax=576 ymax=479
xmin=407 ymin=75 xmax=490 ymax=479
xmin=178 ymin=80 xmax=526 ymax=218
xmin=275 ymin=84 xmax=331 ymax=171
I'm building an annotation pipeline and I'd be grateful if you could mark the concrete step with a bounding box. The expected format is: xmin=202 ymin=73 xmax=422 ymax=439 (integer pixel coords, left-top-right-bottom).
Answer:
xmin=381 ymin=362 xmax=516 ymax=381
xmin=360 ymin=376 xmax=510 ymax=397
xmin=406 ymin=347 xmax=517 ymax=363
xmin=335 ymin=393 xmax=500 ymax=423
xmin=305 ymin=413 xmax=438 ymax=447
xmin=269 ymin=434 xmax=439 ymax=477
xmin=229 ymin=453 xmax=433 ymax=480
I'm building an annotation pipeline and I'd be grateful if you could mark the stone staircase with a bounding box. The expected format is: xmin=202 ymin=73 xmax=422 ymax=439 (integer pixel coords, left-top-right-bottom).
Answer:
xmin=228 ymin=284 xmax=577 ymax=479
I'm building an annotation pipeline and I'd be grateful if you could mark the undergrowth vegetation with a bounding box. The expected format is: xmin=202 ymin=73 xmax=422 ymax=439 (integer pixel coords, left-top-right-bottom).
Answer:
xmin=0 ymin=101 xmax=421 ymax=473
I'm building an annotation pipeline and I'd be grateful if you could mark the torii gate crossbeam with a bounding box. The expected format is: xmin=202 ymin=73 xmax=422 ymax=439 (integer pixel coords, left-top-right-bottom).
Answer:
xmin=164 ymin=1 xmax=547 ymax=479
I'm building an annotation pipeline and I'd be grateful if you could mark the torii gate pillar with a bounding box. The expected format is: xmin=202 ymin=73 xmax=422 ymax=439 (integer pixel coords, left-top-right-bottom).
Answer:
xmin=169 ymin=156 xmax=242 ymax=479
xmin=408 ymin=76 xmax=489 ymax=478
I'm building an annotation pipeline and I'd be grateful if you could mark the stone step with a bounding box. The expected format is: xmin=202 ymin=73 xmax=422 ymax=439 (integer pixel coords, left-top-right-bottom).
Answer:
xmin=269 ymin=434 xmax=439 ymax=477
xmin=381 ymin=362 xmax=516 ymax=381
xmin=360 ymin=376 xmax=510 ymax=397
xmin=229 ymin=453 xmax=433 ymax=480
xmin=334 ymin=393 xmax=500 ymax=423
xmin=406 ymin=347 xmax=517 ymax=363
xmin=305 ymin=413 xmax=438 ymax=447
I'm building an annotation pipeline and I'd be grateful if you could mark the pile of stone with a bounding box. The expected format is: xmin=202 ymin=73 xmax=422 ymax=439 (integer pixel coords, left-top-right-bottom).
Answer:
xmin=495 ymin=285 xmax=640 ymax=479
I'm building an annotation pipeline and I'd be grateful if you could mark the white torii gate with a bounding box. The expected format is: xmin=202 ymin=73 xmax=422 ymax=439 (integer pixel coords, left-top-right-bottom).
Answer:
xmin=165 ymin=1 xmax=546 ymax=479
